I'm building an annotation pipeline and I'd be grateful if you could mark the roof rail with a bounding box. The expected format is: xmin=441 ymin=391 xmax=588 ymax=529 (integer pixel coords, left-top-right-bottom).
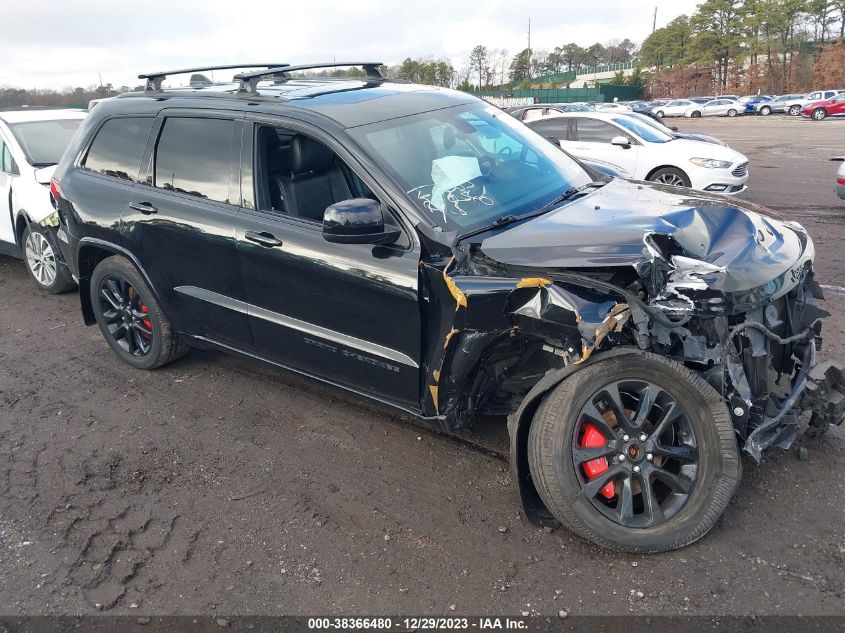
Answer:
xmin=138 ymin=64 xmax=290 ymax=91
xmin=234 ymin=62 xmax=384 ymax=93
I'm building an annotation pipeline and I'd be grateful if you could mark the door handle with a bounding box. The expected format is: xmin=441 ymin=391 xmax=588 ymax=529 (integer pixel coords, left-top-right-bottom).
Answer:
xmin=129 ymin=201 xmax=157 ymax=215
xmin=244 ymin=230 xmax=283 ymax=247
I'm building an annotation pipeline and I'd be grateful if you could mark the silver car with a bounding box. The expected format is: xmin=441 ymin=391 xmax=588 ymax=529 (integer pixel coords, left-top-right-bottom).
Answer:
xmin=834 ymin=157 xmax=845 ymax=200
xmin=685 ymin=98 xmax=742 ymax=118
xmin=756 ymin=94 xmax=805 ymax=115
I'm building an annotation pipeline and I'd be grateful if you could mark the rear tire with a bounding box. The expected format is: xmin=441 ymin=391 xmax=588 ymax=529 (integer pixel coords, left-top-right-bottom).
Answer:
xmin=812 ymin=108 xmax=827 ymax=120
xmin=648 ymin=167 xmax=691 ymax=188
xmin=760 ymin=106 xmax=771 ymax=116
xmin=527 ymin=352 xmax=741 ymax=553
xmin=90 ymin=255 xmax=188 ymax=369
xmin=22 ymin=223 xmax=75 ymax=294
xmin=727 ymin=109 xmax=737 ymax=117
xmin=690 ymin=111 xmax=701 ymax=118
xmin=656 ymin=110 xmax=665 ymax=118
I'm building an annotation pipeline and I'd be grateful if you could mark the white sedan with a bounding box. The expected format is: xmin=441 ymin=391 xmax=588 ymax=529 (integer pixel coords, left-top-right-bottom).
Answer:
xmin=0 ymin=108 xmax=86 ymax=293
xmin=684 ymin=98 xmax=743 ymax=118
xmin=527 ymin=111 xmax=749 ymax=194
xmin=652 ymin=99 xmax=695 ymax=118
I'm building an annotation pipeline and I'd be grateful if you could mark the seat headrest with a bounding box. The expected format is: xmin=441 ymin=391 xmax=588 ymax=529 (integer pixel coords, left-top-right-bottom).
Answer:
xmin=290 ymin=135 xmax=334 ymax=175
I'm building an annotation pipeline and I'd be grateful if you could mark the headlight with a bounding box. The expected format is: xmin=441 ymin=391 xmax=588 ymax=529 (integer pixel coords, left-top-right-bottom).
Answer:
xmin=690 ymin=157 xmax=733 ymax=169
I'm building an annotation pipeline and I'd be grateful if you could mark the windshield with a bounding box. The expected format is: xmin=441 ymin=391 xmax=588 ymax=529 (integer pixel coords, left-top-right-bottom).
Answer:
xmin=8 ymin=119 xmax=82 ymax=166
xmin=626 ymin=112 xmax=674 ymax=134
xmin=349 ymin=103 xmax=592 ymax=232
xmin=611 ymin=116 xmax=673 ymax=143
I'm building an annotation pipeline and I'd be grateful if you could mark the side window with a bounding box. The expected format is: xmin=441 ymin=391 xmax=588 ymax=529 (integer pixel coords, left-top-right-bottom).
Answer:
xmin=1 ymin=140 xmax=19 ymax=175
xmin=154 ymin=117 xmax=234 ymax=204
xmin=528 ymin=118 xmax=566 ymax=140
xmin=522 ymin=108 xmax=544 ymax=122
xmin=253 ymin=124 xmax=375 ymax=222
xmin=574 ymin=119 xmax=619 ymax=143
xmin=82 ymin=117 xmax=154 ymax=181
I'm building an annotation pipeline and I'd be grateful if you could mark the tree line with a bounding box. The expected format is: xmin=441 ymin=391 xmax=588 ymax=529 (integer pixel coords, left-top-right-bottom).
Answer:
xmin=640 ymin=0 xmax=845 ymax=94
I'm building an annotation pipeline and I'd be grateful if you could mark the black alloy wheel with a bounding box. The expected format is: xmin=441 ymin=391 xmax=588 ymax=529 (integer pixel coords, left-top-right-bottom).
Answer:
xmin=90 ymin=255 xmax=188 ymax=369
xmin=98 ymin=275 xmax=154 ymax=357
xmin=571 ymin=379 xmax=698 ymax=528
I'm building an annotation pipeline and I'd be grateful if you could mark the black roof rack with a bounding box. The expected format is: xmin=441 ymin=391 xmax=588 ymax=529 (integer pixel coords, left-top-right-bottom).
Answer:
xmin=138 ymin=64 xmax=290 ymax=91
xmin=234 ymin=62 xmax=384 ymax=93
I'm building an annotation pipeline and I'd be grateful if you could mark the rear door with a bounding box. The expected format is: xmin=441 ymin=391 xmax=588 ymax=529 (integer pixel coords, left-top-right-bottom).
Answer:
xmin=123 ymin=110 xmax=252 ymax=349
xmin=829 ymin=93 xmax=845 ymax=117
xmin=0 ymin=134 xmax=18 ymax=246
xmin=235 ymin=118 xmax=422 ymax=407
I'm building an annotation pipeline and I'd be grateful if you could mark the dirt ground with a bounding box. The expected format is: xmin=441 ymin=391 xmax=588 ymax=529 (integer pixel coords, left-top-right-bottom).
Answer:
xmin=0 ymin=115 xmax=844 ymax=618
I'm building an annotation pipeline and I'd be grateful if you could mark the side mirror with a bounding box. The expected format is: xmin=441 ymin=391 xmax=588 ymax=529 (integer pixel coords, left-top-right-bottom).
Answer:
xmin=611 ymin=136 xmax=632 ymax=148
xmin=546 ymin=136 xmax=562 ymax=147
xmin=323 ymin=198 xmax=400 ymax=245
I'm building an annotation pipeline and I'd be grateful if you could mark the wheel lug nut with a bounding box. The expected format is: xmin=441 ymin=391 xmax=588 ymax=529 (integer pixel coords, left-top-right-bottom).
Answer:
xmin=639 ymin=433 xmax=647 ymax=442
xmin=617 ymin=454 xmax=626 ymax=463
xmin=633 ymin=465 xmax=641 ymax=473
xmin=646 ymin=453 xmax=653 ymax=461
xmin=622 ymin=434 xmax=630 ymax=442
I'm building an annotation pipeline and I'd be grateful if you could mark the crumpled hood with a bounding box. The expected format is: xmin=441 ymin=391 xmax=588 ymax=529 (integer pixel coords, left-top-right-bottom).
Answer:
xmin=479 ymin=178 xmax=809 ymax=294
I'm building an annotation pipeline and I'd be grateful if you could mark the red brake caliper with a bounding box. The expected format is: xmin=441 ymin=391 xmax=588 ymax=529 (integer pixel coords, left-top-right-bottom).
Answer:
xmin=140 ymin=305 xmax=152 ymax=336
xmin=581 ymin=424 xmax=616 ymax=499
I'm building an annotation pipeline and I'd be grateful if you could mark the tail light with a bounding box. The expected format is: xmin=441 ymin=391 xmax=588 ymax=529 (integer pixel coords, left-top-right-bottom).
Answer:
xmin=50 ymin=178 xmax=62 ymax=209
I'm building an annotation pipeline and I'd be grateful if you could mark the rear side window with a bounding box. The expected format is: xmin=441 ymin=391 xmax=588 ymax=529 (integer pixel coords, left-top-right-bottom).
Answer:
xmin=1 ymin=140 xmax=19 ymax=175
xmin=83 ymin=117 xmax=154 ymax=181
xmin=153 ymin=117 xmax=234 ymax=204
xmin=528 ymin=118 xmax=566 ymax=139
xmin=574 ymin=119 xmax=618 ymax=143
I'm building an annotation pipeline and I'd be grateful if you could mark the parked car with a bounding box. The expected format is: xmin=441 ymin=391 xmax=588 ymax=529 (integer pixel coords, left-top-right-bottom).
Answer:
xmin=800 ymin=92 xmax=845 ymax=120
xmin=784 ymin=90 xmax=845 ymax=116
xmin=508 ymin=103 xmax=591 ymax=122
xmin=624 ymin=112 xmax=727 ymax=146
xmin=593 ymin=102 xmax=632 ymax=112
xmin=0 ymin=108 xmax=86 ymax=292
xmin=51 ymin=62 xmax=844 ymax=553
xmin=688 ymin=97 xmax=713 ymax=105
xmin=653 ymin=100 xmax=695 ymax=118
xmin=741 ymin=95 xmax=773 ymax=114
xmin=833 ymin=156 xmax=845 ymax=199
xmin=755 ymin=94 xmax=805 ymax=115
xmin=527 ymin=111 xmax=748 ymax=193
xmin=685 ymin=98 xmax=742 ymax=118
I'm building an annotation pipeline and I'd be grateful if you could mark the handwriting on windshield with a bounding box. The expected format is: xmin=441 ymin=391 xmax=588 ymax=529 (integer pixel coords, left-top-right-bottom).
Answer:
xmin=407 ymin=182 xmax=493 ymax=224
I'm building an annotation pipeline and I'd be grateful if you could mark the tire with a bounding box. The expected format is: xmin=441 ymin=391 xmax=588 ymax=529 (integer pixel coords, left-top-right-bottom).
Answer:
xmin=90 ymin=255 xmax=188 ymax=369
xmin=690 ymin=110 xmax=701 ymax=118
xmin=788 ymin=105 xmax=801 ymax=116
xmin=647 ymin=167 xmax=691 ymax=188
xmin=22 ymin=223 xmax=75 ymax=294
xmin=727 ymin=109 xmax=737 ymax=117
xmin=655 ymin=110 xmax=665 ymax=118
xmin=812 ymin=108 xmax=827 ymax=120
xmin=760 ymin=106 xmax=771 ymax=116
xmin=527 ymin=352 xmax=741 ymax=553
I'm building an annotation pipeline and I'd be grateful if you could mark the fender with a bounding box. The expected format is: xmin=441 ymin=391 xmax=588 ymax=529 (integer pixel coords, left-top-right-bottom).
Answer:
xmin=76 ymin=237 xmax=167 ymax=326
xmin=507 ymin=347 xmax=647 ymax=527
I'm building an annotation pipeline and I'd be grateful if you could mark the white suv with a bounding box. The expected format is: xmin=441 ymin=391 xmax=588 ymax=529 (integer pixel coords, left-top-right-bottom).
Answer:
xmin=0 ymin=108 xmax=86 ymax=292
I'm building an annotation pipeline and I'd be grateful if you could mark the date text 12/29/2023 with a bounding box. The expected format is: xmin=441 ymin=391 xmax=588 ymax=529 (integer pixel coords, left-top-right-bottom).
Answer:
xmin=307 ymin=617 xmax=529 ymax=630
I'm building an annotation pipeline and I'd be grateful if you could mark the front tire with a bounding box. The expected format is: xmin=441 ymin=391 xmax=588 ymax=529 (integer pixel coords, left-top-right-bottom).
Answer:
xmin=90 ymin=255 xmax=188 ymax=369
xmin=760 ymin=106 xmax=771 ymax=116
xmin=656 ymin=110 xmax=665 ymax=118
xmin=22 ymin=223 xmax=75 ymax=294
xmin=648 ymin=167 xmax=691 ymax=188
xmin=812 ymin=108 xmax=827 ymax=120
xmin=690 ymin=110 xmax=701 ymax=118
xmin=527 ymin=352 xmax=740 ymax=553
xmin=788 ymin=105 xmax=801 ymax=116
xmin=727 ymin=109 xmax=737 ymax=117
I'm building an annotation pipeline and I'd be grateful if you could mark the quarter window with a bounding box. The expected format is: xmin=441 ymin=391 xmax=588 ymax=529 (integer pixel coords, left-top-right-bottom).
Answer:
xmin=82 ymin=117 xmax=153 ymax=181
xmin=154 ymin=117 xmax=234 ymax=204
xmin=1 ymin=140 xmax=18 ymax=175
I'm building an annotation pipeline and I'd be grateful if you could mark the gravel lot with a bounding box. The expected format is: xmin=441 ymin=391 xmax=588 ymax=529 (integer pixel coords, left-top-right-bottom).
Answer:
xmin=0 ymin=115 xmax=844 ymax=617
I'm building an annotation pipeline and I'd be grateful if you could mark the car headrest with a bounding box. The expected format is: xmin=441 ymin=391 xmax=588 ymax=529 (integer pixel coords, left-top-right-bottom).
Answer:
xmin=290 ymin=135 xmax=334 ymax=175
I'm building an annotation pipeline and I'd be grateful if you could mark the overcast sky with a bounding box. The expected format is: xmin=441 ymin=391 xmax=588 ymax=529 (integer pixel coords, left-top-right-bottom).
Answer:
xmin=0 ymin=0 xmax=699 ymax=89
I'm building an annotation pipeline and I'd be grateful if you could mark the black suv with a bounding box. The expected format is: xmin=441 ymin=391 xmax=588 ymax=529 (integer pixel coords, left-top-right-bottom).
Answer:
xmin=53 ymin=63 xmax=844 ymax=553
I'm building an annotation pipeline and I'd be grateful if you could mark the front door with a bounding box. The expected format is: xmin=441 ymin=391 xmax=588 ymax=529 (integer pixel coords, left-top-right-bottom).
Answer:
xmin=562 ymin=118 xmax=638 ymax=178
xmin=235 ymin=121 xmax=421 ymax=407
xmin=0 ymin=136 xmax=18 ymax=246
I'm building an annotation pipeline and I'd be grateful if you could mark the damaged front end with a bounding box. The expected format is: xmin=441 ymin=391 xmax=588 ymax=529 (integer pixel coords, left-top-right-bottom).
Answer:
xmin=421 ymin=179 xmax=845 ymax=461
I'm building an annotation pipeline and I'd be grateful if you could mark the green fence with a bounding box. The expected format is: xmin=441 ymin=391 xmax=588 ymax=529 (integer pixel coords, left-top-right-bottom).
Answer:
xmin=474 ymin=83 xmax=642 ymax=104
